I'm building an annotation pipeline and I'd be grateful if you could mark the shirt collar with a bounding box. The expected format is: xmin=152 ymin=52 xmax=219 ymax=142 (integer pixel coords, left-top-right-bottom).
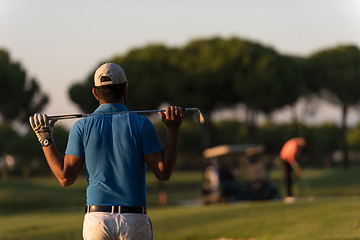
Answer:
xmin=93 ymin=103 xmax=129 ymax=114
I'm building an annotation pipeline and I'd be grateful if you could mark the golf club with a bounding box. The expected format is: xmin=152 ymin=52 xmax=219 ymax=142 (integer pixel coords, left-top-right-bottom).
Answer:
xmin=297 ymin=176 xmax=314 ymax=201
xmin=48 ymin=108 xmax=205 ymax=124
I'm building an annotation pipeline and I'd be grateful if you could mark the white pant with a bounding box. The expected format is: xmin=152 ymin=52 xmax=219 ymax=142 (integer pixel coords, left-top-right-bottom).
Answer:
xmin=83 ymin=212 xmax=153 ymax=240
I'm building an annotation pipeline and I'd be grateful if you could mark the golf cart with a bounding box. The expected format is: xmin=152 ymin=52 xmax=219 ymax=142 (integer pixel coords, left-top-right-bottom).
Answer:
xmin=200 ymin=144 xmax=280 ymax=204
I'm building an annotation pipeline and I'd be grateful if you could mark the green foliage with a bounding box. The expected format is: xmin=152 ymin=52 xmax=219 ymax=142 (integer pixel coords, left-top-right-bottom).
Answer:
xmin=68 ymin=79 xmax=98 ymax=113
xmin=0 ymin=49 xmax=48 ymax=123
xmin=69 ymin=37 xmax=352 ymax=147
xmin=214 ymin=120 xmax=246 ymax=145
xmin=209 ymin=120 xmax=345 ymax=167
xmin=175 ymin=37 xmax=247 ymax=112
xmin=305 ymin=45 xmax=360 ymax=105
xmin=0 ymin=123 xmax=70 ymax=177
xmin=0 ymin=123 xmax=20 ymax=156
xmin=154 ymin=119 xmax=204 ymax=169
xmin=304 ymin=45 xmax=360 ymax=167
xmin=301 ymin=123 xmax=341 ymax=167
xmin=2 ymin=39 xmax=360 ymax=176
xmin=1 ymin=116 xmax=359 ymax=177
xmin=177 ymin=120 xmax=204 ymax=151
xmin=117 ymin=45 xmax=185 ymax=110
xmin=52 ymin=125 xmax=70 ymax=154
xmin=68 ymin=37 xmax=304 ymax=121
xmin=257 ymin=120 xmax=296 ymax=154
xmin=15 ymin=131 xmax=45 ymax=176
xmin=159 ymin=118 xmax=360 ymax=169
xmin=232 ymin=45 xmax=303 ymax=114
xmin=347 ymin=122 xmax=360 ymax=151
xmin=69 ymin=44 xmax=185 ymax=112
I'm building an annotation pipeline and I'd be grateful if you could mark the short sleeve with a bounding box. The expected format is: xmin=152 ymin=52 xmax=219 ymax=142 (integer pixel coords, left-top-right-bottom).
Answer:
xmin=65 ymin=121 xmax=85 ymax=157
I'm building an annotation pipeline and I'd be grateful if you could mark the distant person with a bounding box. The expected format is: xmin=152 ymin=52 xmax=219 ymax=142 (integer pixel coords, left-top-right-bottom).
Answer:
xmin=279 ymin=137 xmax=306 ymax=202
xmin=29 ymin=62 xmax=183 ymax=240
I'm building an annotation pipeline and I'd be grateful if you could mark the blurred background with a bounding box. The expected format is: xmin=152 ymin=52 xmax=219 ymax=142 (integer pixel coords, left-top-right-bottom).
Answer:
xmin=2 ymin=1 xmax=360 ymax=239
xmin=1 ymin=0 xmax=359 ymax=177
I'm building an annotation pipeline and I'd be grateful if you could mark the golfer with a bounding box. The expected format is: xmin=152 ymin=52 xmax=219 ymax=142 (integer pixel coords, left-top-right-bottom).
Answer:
xmin=29 ymin=62 xmax=183 ymax=240
xmin=279 ymin=137 xmax=306 ymax=202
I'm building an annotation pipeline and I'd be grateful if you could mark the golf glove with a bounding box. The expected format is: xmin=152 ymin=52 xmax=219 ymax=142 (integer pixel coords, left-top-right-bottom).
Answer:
xmin=29 ymin=113 xmax=57 ymax=146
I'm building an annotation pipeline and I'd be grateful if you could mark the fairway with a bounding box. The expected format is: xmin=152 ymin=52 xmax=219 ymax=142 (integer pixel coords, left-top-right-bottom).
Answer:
xmin=0 ymin=197 xmax=359 ymax=240
xmin=0 ymin=167 xmax=360 ymax=239
xmin=149 ymin=197 xmax=360 ymax=240
xmin=0 ymin=211 xmax=84 ymax=240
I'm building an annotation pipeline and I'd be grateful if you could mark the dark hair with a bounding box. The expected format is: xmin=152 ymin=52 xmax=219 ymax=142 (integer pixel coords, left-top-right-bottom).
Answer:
xmin=94 ymin=82 xmax=127 ymax=103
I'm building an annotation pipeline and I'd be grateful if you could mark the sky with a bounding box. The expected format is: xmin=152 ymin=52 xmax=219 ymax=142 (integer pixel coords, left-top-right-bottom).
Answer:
xmin=1 ymin=0 xmax=360 ymax=128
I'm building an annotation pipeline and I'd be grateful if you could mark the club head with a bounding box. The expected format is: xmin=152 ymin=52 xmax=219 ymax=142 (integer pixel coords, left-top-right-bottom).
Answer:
xmin=182 ymin=108 xmax=204 ymax=124
xmin=195 ymin=109 xmax=205 ymax=124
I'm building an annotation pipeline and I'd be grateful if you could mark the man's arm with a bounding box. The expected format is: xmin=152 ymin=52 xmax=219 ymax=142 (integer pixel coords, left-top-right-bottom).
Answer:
xmin=42 ymin=144 xmax=84 ymax=187
xmin=29 ymin=113 xmax=84 ymax=187
xmin=291 ymin=159 xmax=302 ymax=177
xmin=145 ymin=106 xmax=182 ymax=181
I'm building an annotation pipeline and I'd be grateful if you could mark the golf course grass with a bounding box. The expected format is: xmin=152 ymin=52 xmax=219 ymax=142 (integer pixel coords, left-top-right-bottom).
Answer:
xmin=0 ymin=166 xmax=359 ymax=239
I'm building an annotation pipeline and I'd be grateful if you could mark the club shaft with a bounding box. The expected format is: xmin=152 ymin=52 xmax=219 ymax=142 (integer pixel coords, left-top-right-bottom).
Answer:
xmin=48 ymin=113 xmax=87 ymax=120
xmin=48 ymin=108 xmax=200 ymax=120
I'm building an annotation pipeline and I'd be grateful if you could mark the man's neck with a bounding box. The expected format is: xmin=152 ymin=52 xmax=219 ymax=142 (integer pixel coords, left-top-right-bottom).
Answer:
xmin=99 ymin=100 xmax=125 ymax=105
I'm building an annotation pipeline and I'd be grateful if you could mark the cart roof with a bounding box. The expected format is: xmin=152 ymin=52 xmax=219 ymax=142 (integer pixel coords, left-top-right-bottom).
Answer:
xmin=203 ymin=144 xmax=265 ymax=158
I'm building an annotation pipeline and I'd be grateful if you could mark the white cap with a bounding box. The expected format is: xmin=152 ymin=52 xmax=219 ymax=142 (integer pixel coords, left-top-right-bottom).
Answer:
xmin=94 ymin=63 xmax=127 ymax=86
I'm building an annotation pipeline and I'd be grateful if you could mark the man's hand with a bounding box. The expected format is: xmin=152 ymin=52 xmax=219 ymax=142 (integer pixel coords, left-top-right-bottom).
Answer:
xmin=147 ymin=106 xmax=183 ymax=181
xmin=292 ymin=161 xmax=302 ymax=177
xmin=29 ymin=113 xmax=57 ymax=142
xmin=159 ymin=106 xmax=183 ymax=129
xmin=294 ymin=166 xmax=302 ymax=177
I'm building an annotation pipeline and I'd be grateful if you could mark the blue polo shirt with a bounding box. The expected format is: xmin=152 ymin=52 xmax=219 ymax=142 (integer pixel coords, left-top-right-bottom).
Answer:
xmin=65 ymin=103 xmax=162 ymax=207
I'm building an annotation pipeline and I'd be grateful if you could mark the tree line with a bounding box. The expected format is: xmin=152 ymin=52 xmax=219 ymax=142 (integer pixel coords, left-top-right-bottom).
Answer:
xmin=69 ymin=37 xmax=360 ymax=167
xmin=0 ymin=36 xmax=360 ymax=176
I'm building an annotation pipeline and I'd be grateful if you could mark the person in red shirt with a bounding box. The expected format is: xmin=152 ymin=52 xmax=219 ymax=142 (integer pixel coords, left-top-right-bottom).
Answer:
xmin=279 ymin=137 xmax=306 ymax=199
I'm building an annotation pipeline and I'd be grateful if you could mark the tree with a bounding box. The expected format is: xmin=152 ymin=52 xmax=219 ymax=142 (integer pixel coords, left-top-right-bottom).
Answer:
xmin=69 ymin=44 xmax=183 ymax=113
xmin=174 ymin=37 xmax=259 ymax=147
xmin=229 ymin=42 xmax=304 ymax=142
xmin=113 ymin=45 xmax=184 ymax=110
xmin=0 ymin=123 xmax=19 ymax=156
xmin=0 ymin=49 xmax=48 ymax=123
xmin=69 ymin=73 xmax=98 ymax=113
xmin=304 ymin=45 xmax=360 ymax=168
xmin=68 ymin=37 xmax=303 ymax=148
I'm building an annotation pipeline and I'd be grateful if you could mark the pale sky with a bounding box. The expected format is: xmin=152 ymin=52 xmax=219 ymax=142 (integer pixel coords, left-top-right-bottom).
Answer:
xmin=1 ymin=0 xmax=360 ymax=128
